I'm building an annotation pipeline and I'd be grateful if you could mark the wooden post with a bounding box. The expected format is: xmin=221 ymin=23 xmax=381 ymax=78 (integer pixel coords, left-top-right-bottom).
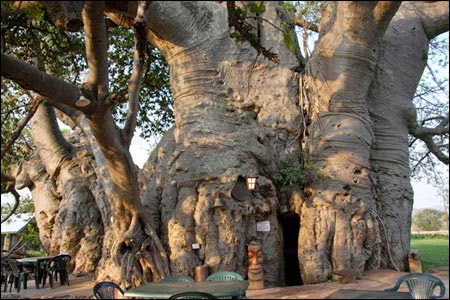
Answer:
xmin=408 ymin=249 xmax=423 ymax=273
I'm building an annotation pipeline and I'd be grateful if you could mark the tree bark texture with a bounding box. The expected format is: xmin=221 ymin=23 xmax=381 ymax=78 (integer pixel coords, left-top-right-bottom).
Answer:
xmin=298 ymin=1 xmax=400 ymax=283
xmin=15 ymin=103 xmax=103 ymax=275
xmin=368 ymin=1 xmax=449 ymax=271
xmin=4 ymin=0 xmax=448 ymax=287
xmin=139 ymin=2 xmax=302 ymax=287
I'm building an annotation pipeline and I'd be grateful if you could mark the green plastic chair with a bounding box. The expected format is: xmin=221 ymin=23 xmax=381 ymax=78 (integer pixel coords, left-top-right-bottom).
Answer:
xmin=206 ymin=271 xmax=244 ymax=281
xmin=161 ymin=275 xmax=195 ymax=283
xmin=169 ymin=291 xmax=218 ymax=299
xmin=42 ymin=254 xmax=71 ymax=288
xmin=4 ymin=259 xmax=32 ymax=293
xmin=384 ymin=273 xmax=446 ymax=299
xmin=93 ymin=281 xmax=125 ymax=299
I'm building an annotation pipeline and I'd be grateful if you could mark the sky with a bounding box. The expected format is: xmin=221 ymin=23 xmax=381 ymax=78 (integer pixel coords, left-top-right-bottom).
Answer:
xmin=411 ymin=180 xmax=446 ymax=210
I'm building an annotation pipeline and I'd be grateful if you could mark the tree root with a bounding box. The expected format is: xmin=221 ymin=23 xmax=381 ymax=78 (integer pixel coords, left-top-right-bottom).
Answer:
xmin=113 ymin=212 xmax=170 ymax=286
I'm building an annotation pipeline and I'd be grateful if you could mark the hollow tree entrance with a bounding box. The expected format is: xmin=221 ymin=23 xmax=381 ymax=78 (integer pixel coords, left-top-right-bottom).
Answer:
xmin=281 ymin=211 xmax=302 ymax=286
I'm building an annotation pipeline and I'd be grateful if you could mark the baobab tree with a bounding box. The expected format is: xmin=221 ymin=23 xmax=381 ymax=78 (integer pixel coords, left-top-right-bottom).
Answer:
xmin=1 ymin=1 xmax=448 ymax=288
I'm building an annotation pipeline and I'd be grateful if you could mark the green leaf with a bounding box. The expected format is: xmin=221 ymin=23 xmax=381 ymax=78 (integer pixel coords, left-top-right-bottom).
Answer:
xmin=23 ymin=4 xmax=45 ymax=21
xmin=235 ymin=7 xmax=247 ymax=20
xmin=248 ymin=2 xmax=266 ymax=14
xmin=283 ymin=30 xmax=296 ymax=54
xmin=230 ymin=32 xmax=240 ymax=42
xmin=230 ymin=32 xmax=245 ymax=43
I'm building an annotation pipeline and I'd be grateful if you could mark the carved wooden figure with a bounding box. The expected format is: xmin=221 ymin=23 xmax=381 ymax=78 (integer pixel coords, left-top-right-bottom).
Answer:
xmin=247 ymin=241 xmax=264 ymax=289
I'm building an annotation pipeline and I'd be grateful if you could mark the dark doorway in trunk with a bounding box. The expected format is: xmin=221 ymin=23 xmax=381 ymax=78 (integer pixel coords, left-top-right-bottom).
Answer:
xmin=281 ymin=211 xmax=302 ymax=286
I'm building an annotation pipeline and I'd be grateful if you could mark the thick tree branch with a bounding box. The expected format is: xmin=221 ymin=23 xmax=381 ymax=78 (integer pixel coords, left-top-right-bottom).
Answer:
xmin=42 ymin=1 xmax=85 ymax=32
xmin=123 ymin=1 xmax=150 ymax=147
xmin=12 ymin=1 xmax=85 ymax=31
xmin=31 ymin=102 xmax=74 ymax=177
xmin=82 ymin=1 xmax=109 ymax=99
xmin=1 ymin=54 xmax=84 ymax=108
xmin=340 ymin=1 xmax=401 ymax=41
xmin=410 ymin=117 xmax=449 ymax=164
xmin=105 ymin=1 xmax=138 ymax=18
xmin=104 ymin=11 xmax=134 ymax=29
xmin=1 ymin=174 xmax=20 ymax=224
xmin=413 ymin=1 xmax=449 ymax=39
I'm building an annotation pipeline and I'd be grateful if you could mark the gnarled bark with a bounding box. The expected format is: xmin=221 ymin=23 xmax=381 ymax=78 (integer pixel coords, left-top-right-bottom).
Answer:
xmin=138 ymin=1 xmax=302 ymax=287
xmin=368 ymin=1 xmax=449 ymax=271
xmin=14 ymin=102 xmax=103 ymax=275
xmin=3 ymin=0 xmax=448 ymax=289
xmin=299 ymin=1 xmax=401 ymax=283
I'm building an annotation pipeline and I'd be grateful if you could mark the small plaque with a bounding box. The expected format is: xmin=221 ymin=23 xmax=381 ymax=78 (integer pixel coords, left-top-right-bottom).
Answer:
xmin=256 ymin=221 xmax=270 ymax=232
xmin=192 ymin=243 xmax=201 ymax=249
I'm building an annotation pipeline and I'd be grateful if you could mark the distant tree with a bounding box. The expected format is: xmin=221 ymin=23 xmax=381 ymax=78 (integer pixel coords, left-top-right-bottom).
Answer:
xmin=441 ymin=186 xmax=449 ymax=230
xmin=443 ymin=213 xmax=449 ymax=231
xmin=15 ymin=197 xmax=35 ymax=213
xmin=20 ymin=222 xmax=42 ymax=252
xmin=1 ymin=195 xmax=33 ymax=214
xmin=413 ymin=208 xmax=445 ymax=231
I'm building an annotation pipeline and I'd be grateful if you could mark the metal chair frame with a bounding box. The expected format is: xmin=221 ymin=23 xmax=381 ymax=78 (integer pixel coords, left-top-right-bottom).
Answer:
xmin=385 ymin=273 xmax=446 ymax=299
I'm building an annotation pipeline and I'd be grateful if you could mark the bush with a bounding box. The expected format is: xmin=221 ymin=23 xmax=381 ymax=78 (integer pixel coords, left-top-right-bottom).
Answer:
xmin=26 ymin=249 xmax=45 ymax=257
xmin=274 ymin=151 xmax=325 ymax=192
xmin=19 ymin=223 xmax=43 ymax=251
xmin=411 ymin=233 xmax=449 ymax=240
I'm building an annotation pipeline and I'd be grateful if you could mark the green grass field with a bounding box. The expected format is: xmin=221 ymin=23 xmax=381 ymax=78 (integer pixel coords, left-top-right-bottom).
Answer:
xmin=410 ymin=235 xmax=449 ymax=273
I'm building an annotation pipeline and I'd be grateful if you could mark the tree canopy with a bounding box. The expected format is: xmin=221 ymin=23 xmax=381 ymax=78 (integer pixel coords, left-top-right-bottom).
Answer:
xmin=2 ymin=1 xmax=447 ymax=185
xmin=1 ymin=1 xmax=173 ymax=174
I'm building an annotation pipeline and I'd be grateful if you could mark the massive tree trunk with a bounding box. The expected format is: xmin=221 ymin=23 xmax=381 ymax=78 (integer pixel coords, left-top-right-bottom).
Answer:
xmin=15 ymin=102 xmax=103 ymax=275
xmin=139 ymin=2 xmax=302 ymax=287
xmin=2 ymin=0 xmax=448 ymax=288
xmin=368 ymin=1 xmax=449 ymax=271
xmin=298 ymin=2 xmax=448 ymax=283
xmin=298 ymin=1 xmax=448 ymax=283
xmin=298 ymin=2 xmax=401 ymax=283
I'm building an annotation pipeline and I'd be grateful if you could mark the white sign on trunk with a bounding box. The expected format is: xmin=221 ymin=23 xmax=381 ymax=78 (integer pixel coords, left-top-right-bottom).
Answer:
xmin=256 ymin=221 xmax=270 ymax=232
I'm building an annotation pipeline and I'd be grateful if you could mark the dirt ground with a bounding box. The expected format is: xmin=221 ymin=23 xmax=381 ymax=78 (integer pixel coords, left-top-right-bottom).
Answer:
xmin=1 ymin=267 xmax=448 ymax=299
xmin=247 ymin=266 xmax=449 ymax=299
